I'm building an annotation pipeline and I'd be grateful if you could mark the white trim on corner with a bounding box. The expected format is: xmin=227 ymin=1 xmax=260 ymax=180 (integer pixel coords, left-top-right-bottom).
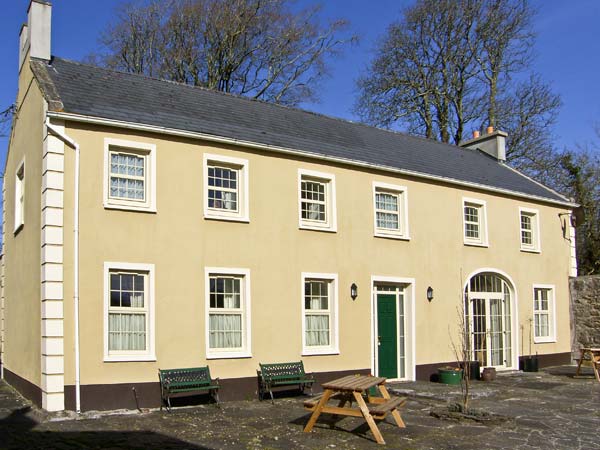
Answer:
xmin=532 ymin=283 xmax=557 ymax=344
xmin=518 ymin=207 xmax=541 ymax=253
xmin=204 ymin=267 xmax=252 ymax=359
xmin=14 ymin=156 xmax=26 ymax=233
xmin=462 ymin=268 xmax=519 ymax=370
xmin=103 ymin=262 xmax=156 ymax=362
xmin=370 ymin=276 xmax=416 ymax=382
xmin=297 ymin=169 xmax=337 ymax=233
xmin=462 ymin=197 xmax=489 ymax=247
xmin=103 ymin=138 xmax=157 ymax=213
xmin=301 ymin=272 xmax=340 ymax=356
xmin=203 ymin=153 xmax=250 ymax=223
xmin=372 ymin=181 xmax=410 ymax=240
xmin=48 ymin=111 xmax=576 ymax=208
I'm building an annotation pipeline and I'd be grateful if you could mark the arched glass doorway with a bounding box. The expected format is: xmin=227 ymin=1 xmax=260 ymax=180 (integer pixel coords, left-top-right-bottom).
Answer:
xmin=465 ymin=272 xmax=513 ymax=369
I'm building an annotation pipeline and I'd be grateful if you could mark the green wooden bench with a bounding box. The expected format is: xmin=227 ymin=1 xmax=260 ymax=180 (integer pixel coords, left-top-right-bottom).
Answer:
xmin=158 ymin=366 xmax=220 ymax=411
xmin=258 ymin=361 xmax=315 ymax=403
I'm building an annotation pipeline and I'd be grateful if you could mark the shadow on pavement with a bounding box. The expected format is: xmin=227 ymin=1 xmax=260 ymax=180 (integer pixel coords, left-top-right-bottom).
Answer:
xmin=0 ymin=406 xmax=213 ymax=450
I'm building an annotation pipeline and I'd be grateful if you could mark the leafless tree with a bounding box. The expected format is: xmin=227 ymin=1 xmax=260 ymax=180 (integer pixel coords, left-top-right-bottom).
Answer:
xmin=356 ymin=0 xmax=561 ymax=179
xmin=92 ymin=0 xmax=355 ymax=105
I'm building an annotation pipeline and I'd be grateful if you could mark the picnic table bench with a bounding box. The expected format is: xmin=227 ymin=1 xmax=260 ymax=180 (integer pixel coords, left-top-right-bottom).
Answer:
xmin=258 ymin=361 xmax=315 ymax=403
xmin=303 ymin=374 xmax=406 ymax=445
xmin=158 ymin=366 xmax=220 ymax=411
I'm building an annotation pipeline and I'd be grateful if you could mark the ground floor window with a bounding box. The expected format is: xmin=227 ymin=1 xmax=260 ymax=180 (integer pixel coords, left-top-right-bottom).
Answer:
xmin=302 ymin=273 xmax=338 ymax=355
xmin=104 ymin=262 xmax=155 ymax=362
xmin=205 ymin=268 xmax=251 ymax=358
xmin=533 ymin=285 xmax=555 ymax=342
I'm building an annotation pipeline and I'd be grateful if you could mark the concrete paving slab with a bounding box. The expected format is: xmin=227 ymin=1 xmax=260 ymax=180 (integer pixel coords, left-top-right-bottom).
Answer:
xmin=0 ymin=366 xmax=599 ymax=449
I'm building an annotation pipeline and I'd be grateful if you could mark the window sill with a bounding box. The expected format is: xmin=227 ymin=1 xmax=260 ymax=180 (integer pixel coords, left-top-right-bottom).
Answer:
xmin=374 ymin=232 xmax=410 ymax=241
xmin=464 ymin=241 xmax=489 ymax=248
xmin=533 ymin=338 xmax=556 ymax=344
xmin=104 ymin=203 xmax=157 ymax=213
xmin=299 ymin=224 xmax=337 ymax=233
xmin=520 ymin=247 xmax=541 ymax=254
xmin=302 ymin=349 xmax=340 ymax=356
xmin=204 ymin=213 xmax=250 ymax=223
xmin=104 ymin=354 xmax=156 ymax=362
xmin=206 ymin=351 xmax=252 ymax=360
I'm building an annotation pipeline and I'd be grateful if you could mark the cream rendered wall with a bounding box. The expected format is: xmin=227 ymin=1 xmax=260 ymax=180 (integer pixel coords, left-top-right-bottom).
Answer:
xmin=59 ymin=121 xmax=573 ymax=386
xmin=2 ymin=57 xmax=44 ymax=387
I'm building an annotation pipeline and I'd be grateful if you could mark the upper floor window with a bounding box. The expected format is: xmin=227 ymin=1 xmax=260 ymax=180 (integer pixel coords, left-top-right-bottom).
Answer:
xmin=463 ymin=198 xmax=488 ymax=247
xmin=104 ymin=262 xmax=156 ymax=362
xmin=203 ymin=154 xmax=249 ymax=222
xmin=533 ymin=285 xmax=555 ymax=343
xmin=205 ymin=267 xmax=251 ymax=359
xmin=298 ymin=169 xmax=337 ymax=232
xmin=14 ymin=158 xmax=25 ymax=233
xmin=520 ymin=208 xmax=540 ymax=252
xmin=104 ymin=138 xmax=156 ymax=212
xmin=302 ymin=272 xmax=339 ymax=355
xmin=373 ymin=182 xmax=409 ymax=240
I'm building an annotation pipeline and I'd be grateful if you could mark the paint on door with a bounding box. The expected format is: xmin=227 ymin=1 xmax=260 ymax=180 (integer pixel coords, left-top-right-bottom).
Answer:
xmin=377 ymin=293 xmax=398 ymax=378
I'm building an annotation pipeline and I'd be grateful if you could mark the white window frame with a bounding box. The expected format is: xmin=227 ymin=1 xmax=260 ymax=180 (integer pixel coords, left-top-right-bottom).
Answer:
xmin=103 ymin=138 xmax=156 ymax=212
xmin=203 ymin=154 xmax=249 ymax=222
xmin=301 ymin=272 xmax=339 ymax=356
xmin=533 ymin=284 xmax=556 ymax=343
xmin=462 ymin=197 xmax=488 ymax=247
xmin=372 ymin=181 xmax=410 ymax=240
xmin=103 ymin=262 xmax=156 ymax=362
xmin=205 ymin=267 xmax=252 ymax=359
xmin=298 ymin=169 xmax=337 ymax=232
xmin=519 ymin=207 xmax=541 ymax=253
xmin=14 ymin=157 xmax=25 ymax=233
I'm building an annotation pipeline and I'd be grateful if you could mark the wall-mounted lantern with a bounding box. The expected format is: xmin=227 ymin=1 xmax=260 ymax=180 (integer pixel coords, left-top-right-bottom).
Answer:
xmin=426 ymin=286 xmax=434 ymax=302
xmin=350 ymin=283 xmax=358 ymax=301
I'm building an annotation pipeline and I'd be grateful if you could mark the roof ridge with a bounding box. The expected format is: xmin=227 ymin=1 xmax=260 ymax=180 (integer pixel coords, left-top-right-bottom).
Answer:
xmin=49 ymin=56 xmax=475 ymax=156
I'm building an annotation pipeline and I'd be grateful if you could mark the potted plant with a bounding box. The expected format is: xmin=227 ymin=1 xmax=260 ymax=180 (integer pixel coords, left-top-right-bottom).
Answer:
xmin=438 ymin=366 xmax=463 ymax=385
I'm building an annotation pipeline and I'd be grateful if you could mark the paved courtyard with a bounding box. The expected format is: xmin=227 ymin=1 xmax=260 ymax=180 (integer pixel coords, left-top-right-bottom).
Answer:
xmin=1 ymin=366 xmax=599 ymax=449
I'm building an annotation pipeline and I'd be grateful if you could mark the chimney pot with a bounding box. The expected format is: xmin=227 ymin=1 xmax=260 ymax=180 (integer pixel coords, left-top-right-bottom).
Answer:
xmin=486 ymin=126 xmax=494 ymax=134
xmin=473 ymin=130 xmax=480 ymax=139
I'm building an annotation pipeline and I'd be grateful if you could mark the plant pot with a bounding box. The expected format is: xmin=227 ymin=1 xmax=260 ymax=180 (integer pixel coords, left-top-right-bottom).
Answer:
xmin=467 ymin=360 xmax=481 ymax=380
xmin=481 ymin=367 xmax=496 ymax=381
xmin=521 ymin=357 xmax=538 ymax=372
xmin=438 ymin=368 xmax=463 ymax=385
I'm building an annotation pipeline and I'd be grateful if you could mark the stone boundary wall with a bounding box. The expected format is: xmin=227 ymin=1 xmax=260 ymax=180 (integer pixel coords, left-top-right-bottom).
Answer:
xmin=570 ymin=275 xmax=600 ymax=358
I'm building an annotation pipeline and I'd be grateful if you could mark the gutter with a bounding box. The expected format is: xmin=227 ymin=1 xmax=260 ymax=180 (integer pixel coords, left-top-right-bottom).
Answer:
xmin=46 ymin=111 xmax=576 ymax=209
xmin=45 ymin=117 xmax=81 ymax=413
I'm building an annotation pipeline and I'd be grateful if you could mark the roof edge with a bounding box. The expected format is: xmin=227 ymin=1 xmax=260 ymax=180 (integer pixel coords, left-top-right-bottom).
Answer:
xmin=47 ymin=110 xmax=577 ymax=209
xmin=30 ymin=57 xmax=64 ymax=111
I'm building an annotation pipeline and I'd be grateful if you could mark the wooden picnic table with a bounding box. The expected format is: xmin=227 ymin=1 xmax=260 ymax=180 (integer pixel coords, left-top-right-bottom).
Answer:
xmin=303 ymin=374 xmax=406 ymax=445
xmin=575 ymin=347 xmax=600 ymax=382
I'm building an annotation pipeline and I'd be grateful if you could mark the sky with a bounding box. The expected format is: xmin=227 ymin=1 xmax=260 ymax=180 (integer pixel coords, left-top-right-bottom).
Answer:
xmin=1 ymin=0 xmax=599 ymax=167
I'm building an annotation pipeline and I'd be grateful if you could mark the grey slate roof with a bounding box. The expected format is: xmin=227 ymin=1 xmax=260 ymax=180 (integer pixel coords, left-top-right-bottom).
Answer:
xmin=32 ymin=57 xmax=568 ymax=204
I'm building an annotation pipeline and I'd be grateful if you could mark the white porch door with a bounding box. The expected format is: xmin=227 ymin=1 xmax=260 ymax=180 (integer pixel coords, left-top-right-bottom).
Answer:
xmin=466 ymin=273 xmax=513 ymax=369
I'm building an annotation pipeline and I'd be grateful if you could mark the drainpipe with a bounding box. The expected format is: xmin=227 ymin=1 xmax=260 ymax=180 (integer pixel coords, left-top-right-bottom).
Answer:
xmin=45 ymin=117 xmax=81 ymax=413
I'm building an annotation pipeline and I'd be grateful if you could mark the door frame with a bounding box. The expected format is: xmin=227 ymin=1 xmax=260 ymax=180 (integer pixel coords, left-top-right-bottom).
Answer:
xmin=370 ymin=276 xmax=415 ymax=381
xmin=463 ymin=268 xmax=519 ymax=370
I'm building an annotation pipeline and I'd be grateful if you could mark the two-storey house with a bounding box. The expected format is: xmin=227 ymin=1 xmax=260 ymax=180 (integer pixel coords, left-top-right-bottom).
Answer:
xmin=1 ymin=1 xmax=577 ymax=412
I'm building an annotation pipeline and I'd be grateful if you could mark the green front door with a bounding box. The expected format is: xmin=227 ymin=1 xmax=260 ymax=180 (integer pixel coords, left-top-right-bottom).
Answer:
xmin=377 ymin=294 xmax=398 ymax=378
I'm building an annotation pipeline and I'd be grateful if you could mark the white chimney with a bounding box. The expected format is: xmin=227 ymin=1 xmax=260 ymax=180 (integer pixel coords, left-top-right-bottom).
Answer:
xmin=20 ymin=0 xmax=52 ymax=69
xmin=460 ymin=126 xmax=508 ymax=162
